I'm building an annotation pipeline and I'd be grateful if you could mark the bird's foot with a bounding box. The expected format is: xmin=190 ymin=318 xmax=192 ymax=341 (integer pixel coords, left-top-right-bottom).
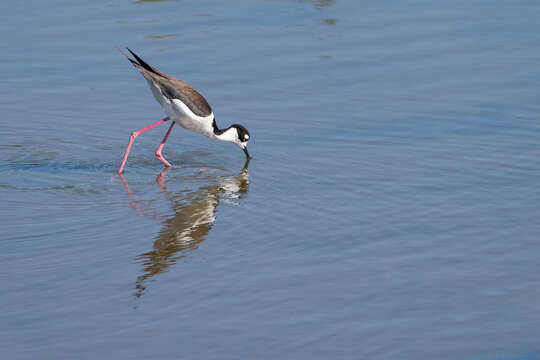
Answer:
xmin=155 ymin=149 xmax=172 ymax=167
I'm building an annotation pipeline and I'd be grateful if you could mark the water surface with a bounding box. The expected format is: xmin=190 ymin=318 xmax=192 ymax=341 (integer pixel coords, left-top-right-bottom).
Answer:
xmin=2 ymin=1 xmax=540 ymax=359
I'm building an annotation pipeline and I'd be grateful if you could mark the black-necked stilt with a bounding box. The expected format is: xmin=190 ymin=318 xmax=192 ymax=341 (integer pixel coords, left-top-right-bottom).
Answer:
xmin=117 ymin=48 xmax=251 ymax=174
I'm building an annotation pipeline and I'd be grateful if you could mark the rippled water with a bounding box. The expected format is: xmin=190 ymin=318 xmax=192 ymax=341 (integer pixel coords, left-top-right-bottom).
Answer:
xmin=2 ymin=1 xmax=540 ymax=359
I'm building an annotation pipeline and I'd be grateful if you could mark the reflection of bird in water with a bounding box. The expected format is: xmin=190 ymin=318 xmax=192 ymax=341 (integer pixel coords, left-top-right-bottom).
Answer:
xmin=119 ymin=160 xmax=250 ymax=298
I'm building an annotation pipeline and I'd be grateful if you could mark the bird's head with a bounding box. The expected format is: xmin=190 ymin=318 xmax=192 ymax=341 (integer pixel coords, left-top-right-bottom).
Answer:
xmin=220 ymin=124 xmax=251 ymax=159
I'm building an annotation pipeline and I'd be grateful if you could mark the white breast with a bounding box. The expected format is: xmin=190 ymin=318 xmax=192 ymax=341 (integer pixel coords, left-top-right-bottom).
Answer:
xmin=149 ymin=82 xmax=215 ymax=139
xmin=170 ymin=99 xmax=214 ymax=138
xmin=171 ymin=99 xmax=215 ymax=138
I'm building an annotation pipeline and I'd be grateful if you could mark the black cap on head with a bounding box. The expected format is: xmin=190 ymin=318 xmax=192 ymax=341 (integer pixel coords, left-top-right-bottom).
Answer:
xmin=232 ymin=124 xmax=250 ymax=142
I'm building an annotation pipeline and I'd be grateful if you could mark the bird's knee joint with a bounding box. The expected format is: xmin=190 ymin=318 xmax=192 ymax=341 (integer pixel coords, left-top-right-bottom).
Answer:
xmin=130 ymin=132 xmax=138 ymax=140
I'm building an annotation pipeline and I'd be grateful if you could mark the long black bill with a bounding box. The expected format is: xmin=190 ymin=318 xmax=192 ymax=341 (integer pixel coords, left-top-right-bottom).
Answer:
xmin=243 ymin=147 xmax=251 ymax=159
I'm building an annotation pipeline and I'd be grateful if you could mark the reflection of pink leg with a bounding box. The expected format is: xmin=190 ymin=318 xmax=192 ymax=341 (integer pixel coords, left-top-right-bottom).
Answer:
xmin=118 ymin=117 xmax=170 ymax=174
xmin=119 ymin=173 xmax=163 ymax=221
xmin=156 ymin=166 xmax=171 ymax=192
xmin=155 ymin=122 xmax=175 ymax=168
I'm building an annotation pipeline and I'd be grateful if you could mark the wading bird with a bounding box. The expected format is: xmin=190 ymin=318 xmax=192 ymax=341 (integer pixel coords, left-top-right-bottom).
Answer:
xmin=117 ymin=48 xmax=251 ymax=174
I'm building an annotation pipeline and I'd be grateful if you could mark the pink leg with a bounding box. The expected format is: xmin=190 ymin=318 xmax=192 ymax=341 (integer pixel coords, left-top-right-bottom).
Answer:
xmin=155 ymin=122 xmax=175 ymax=168
xmin=118 ymin=117 xmax=170 ymax=174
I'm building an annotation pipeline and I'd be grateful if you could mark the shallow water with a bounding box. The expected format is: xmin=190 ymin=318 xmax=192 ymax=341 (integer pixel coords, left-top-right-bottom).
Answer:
xmin=2 ymin=1 xmax=540 ymax=359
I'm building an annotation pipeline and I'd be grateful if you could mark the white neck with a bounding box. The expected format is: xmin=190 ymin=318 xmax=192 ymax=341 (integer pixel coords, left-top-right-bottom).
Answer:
xmin=214 ymin=127 xmax=238 ymax=144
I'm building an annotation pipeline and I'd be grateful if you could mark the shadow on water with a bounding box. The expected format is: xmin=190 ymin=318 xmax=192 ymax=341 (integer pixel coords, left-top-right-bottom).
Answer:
xmin=301 ymin=0 xmax=335 ymax=8
xmin=320 ymin=18 xmax=337 ymax=25
xmin=119 ymin=160 xmax=250 ymax=299
xmin=146 ymin=34 xmax=180 ymax=39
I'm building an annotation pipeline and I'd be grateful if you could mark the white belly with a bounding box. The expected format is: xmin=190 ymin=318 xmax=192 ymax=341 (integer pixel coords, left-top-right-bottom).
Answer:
xmin=165 ymin=98 xmax=215 ymax=139
xmin=148 ymin=81 xmax=215 ymax=139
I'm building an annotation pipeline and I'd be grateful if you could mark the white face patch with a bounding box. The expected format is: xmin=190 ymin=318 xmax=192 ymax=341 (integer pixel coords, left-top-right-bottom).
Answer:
xmin=244 ymin=134 xmax=249 ymax=141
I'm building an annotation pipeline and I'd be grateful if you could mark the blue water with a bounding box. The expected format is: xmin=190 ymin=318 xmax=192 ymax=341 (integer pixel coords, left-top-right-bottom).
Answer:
xmin=2 ymin=1 xmax=540 ymax=359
